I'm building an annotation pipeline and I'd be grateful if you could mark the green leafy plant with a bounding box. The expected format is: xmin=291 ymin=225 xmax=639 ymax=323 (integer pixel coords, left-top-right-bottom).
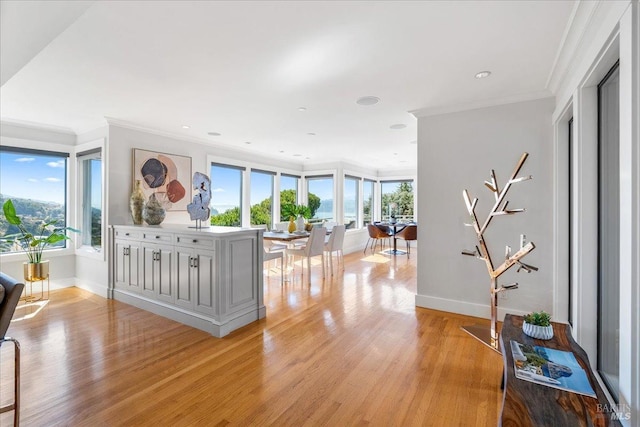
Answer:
xmin=523 ymin=310 xmax=551 ymax=327
xmin=2 ymin=199 xmax=79 ymax=263
xmin=281 ymin=203 xmax=311 ymax=220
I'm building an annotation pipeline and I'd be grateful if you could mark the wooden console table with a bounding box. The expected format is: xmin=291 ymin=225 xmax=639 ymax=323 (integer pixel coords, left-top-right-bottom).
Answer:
xmin=500 ymin=314 xmax=622 ymax=426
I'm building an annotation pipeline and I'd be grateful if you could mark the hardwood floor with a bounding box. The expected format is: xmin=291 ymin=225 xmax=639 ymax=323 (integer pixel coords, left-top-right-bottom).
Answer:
xmin=1 ymin=249 xmax=503 ymax=426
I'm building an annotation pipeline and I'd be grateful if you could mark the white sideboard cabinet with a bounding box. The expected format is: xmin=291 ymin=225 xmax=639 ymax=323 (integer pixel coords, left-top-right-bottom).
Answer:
xmin=110 ymin=225 xmax=265 ymax=337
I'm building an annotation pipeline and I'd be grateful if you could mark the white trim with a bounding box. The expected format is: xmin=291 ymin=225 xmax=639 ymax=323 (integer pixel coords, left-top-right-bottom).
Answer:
xmin=414 ymin=293 xmax=531 ymax=320
xmin=410 ymin=91 xmax=552 ymax=118
xmin=552 ymin=101 xmax=573 ymax=324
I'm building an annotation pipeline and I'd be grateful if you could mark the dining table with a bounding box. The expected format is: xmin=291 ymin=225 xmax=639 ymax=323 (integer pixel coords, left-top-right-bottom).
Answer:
xmin=263 ymin=230 xmax=311 ymax=242
xmin=375 ymin=222 xmax=409 ymax=256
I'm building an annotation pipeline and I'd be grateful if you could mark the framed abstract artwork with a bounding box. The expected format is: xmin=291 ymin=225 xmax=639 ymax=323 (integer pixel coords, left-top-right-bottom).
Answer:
xmin=133 ymin=149 xmax=192 ymax=211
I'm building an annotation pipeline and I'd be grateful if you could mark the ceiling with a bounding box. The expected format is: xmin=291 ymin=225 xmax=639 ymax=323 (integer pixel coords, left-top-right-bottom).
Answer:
xmin=0 ymin=0 xmax=575 ymax=171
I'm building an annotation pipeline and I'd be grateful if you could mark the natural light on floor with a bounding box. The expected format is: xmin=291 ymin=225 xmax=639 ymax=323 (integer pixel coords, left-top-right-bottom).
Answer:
xmin=12 ymin=300 xmax=49 ymax=322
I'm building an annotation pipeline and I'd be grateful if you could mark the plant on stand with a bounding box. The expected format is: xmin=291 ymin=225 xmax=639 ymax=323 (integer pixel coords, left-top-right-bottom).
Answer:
xmin=2 ymin=199 xmax=79 ymax=281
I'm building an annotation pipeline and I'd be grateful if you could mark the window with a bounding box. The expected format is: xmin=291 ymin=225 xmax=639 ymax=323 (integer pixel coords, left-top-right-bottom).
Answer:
xmin=78 ymin=149 xmax=102 ymax=249
xmin=280 ymin=174 xmax=299 ymax=221
xmin=306 ymin=175 xmax=333 ymax=222
xmin=597 ymin=61 xmax=620 ymax=399
xmin=210 ymin=163 xmax=244 ymax=226
xmin=250 ymin=170 xmax=274 ymax=227
xmin=344 ymin=176 xmax=359 ymax=229
xmin=363 ymin=179 xmax=375 ymax=226
xmin=0 ymin=146 xmax=69 ymax=253
xmin=381 ymin=180 xmax=414 ymax=222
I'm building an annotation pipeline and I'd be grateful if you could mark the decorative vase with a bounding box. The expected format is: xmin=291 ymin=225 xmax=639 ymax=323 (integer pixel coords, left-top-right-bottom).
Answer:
xmin=296 ymin=215 xmax=306 ymax=232
xmin=130 ymin=179 xmax=145 ymax=225
xmin=288 ymin=217 xmax=296 ymax=233
xmin=24 ymin=260 xmax=49 ymax=282
xmin=143 ymin=193 xmax=166 ymax=225
xmin=522 ymin=321 xmax=554 ymax=340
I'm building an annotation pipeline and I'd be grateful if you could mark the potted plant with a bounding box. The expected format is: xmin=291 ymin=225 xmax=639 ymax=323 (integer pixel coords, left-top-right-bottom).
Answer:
xmin=2 ymin=199 xmax=79 ymax=281
xmin=522 ymin=310 xmax=553 ymax=340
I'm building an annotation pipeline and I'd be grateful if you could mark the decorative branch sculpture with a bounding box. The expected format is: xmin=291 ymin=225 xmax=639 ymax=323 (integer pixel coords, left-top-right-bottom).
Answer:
xmin=461 ymin=152 xmax=538 ymax=352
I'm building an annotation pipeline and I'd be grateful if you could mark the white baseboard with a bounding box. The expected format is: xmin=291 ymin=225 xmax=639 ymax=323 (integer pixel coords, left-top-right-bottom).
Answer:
xmin=74 ymin=279 xmax=109 ymax=298
xmin=415 ymin=293 xmax=529 ymax=320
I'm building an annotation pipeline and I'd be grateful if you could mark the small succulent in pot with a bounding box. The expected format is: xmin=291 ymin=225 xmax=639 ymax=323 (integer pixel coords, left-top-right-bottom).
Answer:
xmin=523 ymin=310 xmax=551 ymax=327
xmin=522 ymin=310 xmax=553 ymax=340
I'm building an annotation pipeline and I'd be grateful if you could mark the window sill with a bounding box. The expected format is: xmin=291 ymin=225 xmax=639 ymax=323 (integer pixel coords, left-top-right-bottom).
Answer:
xmin=0 ymin=247 xmax=75 ymax=263
xmin=75 ymin=246 xmax=105 ymax=261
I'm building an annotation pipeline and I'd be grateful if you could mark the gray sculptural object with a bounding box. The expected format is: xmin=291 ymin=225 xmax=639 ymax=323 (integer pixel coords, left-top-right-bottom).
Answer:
xmin=187 ymin=172 xmax=212 ymax=228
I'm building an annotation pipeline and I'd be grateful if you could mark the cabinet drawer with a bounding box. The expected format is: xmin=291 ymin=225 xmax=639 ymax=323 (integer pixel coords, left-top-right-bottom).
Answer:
xmin=114 ymin=229 xmax=143 ymax=240
xmin=142 ymin=231 xmax=173 ymax=243
xmin=175 ymin=234 xmax=215 ymax=248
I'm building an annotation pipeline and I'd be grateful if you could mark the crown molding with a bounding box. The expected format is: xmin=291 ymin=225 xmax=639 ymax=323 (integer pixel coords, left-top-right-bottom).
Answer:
xmin=546 ymin=1 xmax=603 ymax=95
xmin=410 ymin=91 xmax=553 ymax=118
xmin=104 ymin=117 xmax=304 ymax=171
xmin=1 ymin=118 xmax=76 ymax=136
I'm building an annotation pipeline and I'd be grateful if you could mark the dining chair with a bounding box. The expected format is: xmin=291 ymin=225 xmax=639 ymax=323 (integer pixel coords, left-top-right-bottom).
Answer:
xmin=286 ymin=227 xmax=326 ymax=281
xmin=365 ymin=224 xmax=391 ymax=253
xmin=0 ymin=272 xmax=25 ymax=427
xmin=324 ymin=225 xmax=346 ymax=275
xmin=394 ymin=224 xmax=417 ymax=257
xmin=263 ymin=245 xmax=284 ymax=284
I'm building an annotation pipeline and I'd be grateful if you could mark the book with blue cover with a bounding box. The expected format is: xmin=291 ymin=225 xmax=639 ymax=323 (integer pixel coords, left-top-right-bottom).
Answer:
xmin=510 ymin=340 xmax=596 ymax=398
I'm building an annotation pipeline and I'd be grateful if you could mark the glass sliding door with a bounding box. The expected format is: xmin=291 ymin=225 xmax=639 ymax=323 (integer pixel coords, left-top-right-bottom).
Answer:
xmin=597 ymin=61 xmax=620 ymax=399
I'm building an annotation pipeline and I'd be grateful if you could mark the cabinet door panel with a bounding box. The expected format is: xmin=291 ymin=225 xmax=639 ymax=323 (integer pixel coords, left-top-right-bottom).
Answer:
xmin=175 ymin=249 xmax=193 ymax=308
xmin=195 ymin=250 xmax=216 ymax=315
xmin=129 ymin=244 xmax=140 ymax=290
xmin=141 ymin=246 xmax=156 ymax=296
xmin=156 ymin=247 xmax=173 ymax=303
xmin=114 ymin=241 xmax=128 ymax=285
xmin=114 ymin=241 xmax=140 ymax=292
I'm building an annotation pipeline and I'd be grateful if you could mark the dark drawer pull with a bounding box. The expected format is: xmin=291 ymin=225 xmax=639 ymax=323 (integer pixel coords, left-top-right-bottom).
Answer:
xmin=192 ymin=239 xmax=198 ymax=243
xmin=125 ymin=233 xmax=130 ymax=236
xmin=155 ymin=235 xmax=160 ymax=239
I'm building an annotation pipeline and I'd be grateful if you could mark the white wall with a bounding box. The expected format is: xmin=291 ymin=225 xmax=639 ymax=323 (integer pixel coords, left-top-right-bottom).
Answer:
xmin=414 ymin=97 xmax=555 ymax=319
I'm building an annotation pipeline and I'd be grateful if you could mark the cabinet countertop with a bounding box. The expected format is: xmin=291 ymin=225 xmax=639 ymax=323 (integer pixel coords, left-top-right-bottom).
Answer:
xmin=112 ymin=224 xmax=262 ymax=236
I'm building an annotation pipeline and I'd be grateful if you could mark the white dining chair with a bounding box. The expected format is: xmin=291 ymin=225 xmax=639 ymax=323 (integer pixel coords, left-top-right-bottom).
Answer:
xmin=263 ymin=245 xmax=284 ymax=284
xmin=285 ymin=227 xmax=326 ymax=281
xmin=324 ymin=224 xmax=345 ymax=275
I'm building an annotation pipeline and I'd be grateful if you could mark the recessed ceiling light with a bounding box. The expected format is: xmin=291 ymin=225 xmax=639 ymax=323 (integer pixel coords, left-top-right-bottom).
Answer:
xmin=298 ymin=107 xmax=307 ymax=111
xmin=393 ymin=153 xmax=398 ymax=155
xmin=307 ymin=132 xmax=316 ymax=136
xmin=244 ymin=141 xmax=252 ymax=145
xmin=356 ymin=96 xmax=380 ymax=106
xmin=293 ymin=154 xmax=302 ymax=157
xmin=410 ymin=140 xmax=417 ymax=144
xmin=279 ymin=150 xmax=285 ymax=153
xmin=390 ymin=124 xmax=406 ymax=130
xmin=305 ymin=157 xmax=310 ymax=160
xmin=208 ymin=132 xmax=221 ymax=136
xmin=182 ymin=125 xmax=190 ymax=129
xmin=475 ymin=70 xmax=491 ymax=79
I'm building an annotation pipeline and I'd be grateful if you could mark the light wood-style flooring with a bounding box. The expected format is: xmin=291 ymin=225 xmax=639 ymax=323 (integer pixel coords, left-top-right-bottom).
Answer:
xmin=1 ymin=249 xmax=503 ymax=426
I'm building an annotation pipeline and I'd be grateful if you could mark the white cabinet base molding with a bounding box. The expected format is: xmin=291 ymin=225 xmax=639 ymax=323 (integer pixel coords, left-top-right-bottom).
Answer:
xmin=110 ymin=225 xmax=265 ymax=337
